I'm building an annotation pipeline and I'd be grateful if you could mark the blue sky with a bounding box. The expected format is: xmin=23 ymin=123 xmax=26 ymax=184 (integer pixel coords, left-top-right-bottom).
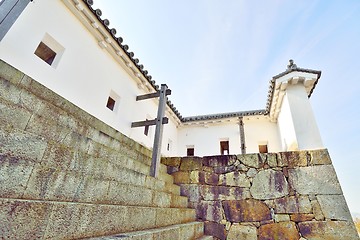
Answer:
xmin=92 ymin=1 xmax=360 ymax=215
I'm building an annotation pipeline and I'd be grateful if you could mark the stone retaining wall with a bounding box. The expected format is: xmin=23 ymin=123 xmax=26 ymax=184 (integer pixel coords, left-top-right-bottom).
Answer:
xmin=162 ymin=150 xmax=359 ymax=239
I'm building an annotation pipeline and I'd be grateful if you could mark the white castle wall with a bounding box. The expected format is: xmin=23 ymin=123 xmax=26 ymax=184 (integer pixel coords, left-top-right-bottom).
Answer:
xmin=0 ymin=0 xmax=323 ymax=157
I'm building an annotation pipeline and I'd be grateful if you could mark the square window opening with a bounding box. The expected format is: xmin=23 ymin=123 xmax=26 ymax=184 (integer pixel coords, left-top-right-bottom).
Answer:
xmin=34 ymin=42 xmax=57 ymax=66
xmin=220 ymin=140 xmax=229 ymax=155
xmin=34 ymin=33 xmax=64 ymax=68
xmin=259 ymin=144 xmax=268 ymax=153
xmin=187 ymin=148 xmax=194 ymax=156
xmin=106 ymin=96 xmax=116 ymax=111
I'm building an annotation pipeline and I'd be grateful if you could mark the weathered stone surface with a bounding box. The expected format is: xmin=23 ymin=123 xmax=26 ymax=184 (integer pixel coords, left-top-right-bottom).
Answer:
xmin=299 ymin=221 xmax=359 ymax=240
xmin=180 ymin=184 xmax=201 ymax=202
xmin=199 ymin=171 xmax=219 ymax=185
xmin=267 ymin=153 xmax=278 ymax=167
xmin=204 ymin=221 xmax=226 ymax=240
xmin=227 ymin=224 xmax=257 ymax=240
xmin=259 ymin=222 xmax=299 ymax=240
xmin=203 ymin=155 xmax=235 ymax=167
xmin=290 ymin=213 xmax=314 ymax=222
xmin=0 ymin=128 xmax=47 ymax=162
xmin=309 ymin=149 xmax=332 ymax=165
xmin=279 ymin=151 xmax=308 ymax=167
xmin=196 ymin=201 xmax=223 ymax=222
xmin=0 ymin=154 xmax=35 ymax=198
xmin=179 ymin=157 xmax=202 ymax=171
xmin=274 ymin=196 xmax=312 ymax=213
xmin=219 ymin=171 xmax=250 ymax=187
xmin=199 ymin=185 xmax=250 ymax=201
xmin=250 ymin=169 xmax=289 ymax=199
xmin=161 ymin=157 xmax=181 ymax=167
xmin=311 ymin=199 xmax=325 ymax=220
xmin=316 ymin=195 xmax=352 ymax=221
xmin=223 ymin=200 xmax=271 ymax=222
xmin=0 ymin=199 xmax=52 ymax=239
xmin=288 ymin=165 xmax=342 ymax=195
xmin=238 ymin=154 xmax=263 ymax=168
xmin=274 ymin=214 xmax=290 ymax=222
xmin=172 ymin=171 xmax=199 ymax=184
xmin=246 ymin=168 xmax=257 ymax=178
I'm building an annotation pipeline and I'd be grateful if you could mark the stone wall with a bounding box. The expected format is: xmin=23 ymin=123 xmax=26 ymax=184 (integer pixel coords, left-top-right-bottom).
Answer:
xmin=162 ymin=150 xmax=359 ymax=240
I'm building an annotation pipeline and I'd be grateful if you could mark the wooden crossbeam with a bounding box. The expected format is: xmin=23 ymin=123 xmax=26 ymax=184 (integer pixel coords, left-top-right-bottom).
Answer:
xmin=131 ymin=117 xmax=168 ymax=128
xmin=136 ymin=89 xmax=171 ymax=101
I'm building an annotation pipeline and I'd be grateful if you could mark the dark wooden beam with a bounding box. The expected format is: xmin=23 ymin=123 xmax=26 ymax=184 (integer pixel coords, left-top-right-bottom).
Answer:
xmin=136 ymin=89 xmax=171 ymax=101
xmin=131 ymin=117 xmax=168 ymax=128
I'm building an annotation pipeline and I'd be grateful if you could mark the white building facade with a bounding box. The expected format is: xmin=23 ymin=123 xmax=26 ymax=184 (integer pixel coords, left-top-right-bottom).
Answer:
xmin=0 ymin=0 xmax=323 ymax=157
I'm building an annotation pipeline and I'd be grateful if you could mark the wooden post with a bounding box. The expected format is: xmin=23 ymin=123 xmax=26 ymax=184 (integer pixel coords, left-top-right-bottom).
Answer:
xmin=239 ymin=117 xmax=246 ymax=154
xmin=150 ymin=84 xmax=168 ymax=177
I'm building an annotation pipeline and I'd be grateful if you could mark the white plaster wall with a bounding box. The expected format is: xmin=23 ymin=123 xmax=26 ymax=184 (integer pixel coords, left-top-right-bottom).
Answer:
xmin=243 ymin=116 xmax=282 ymax=153
xmin=278 ymin=93 xmax=298 ymax=151
xmin=178 ymin=121 xmax=241 ymax=156
xmin=177 ymin=116 xmax=282 ymax=156
xmin=0 ymin=0 xmax=179 ymax=155
xmin=285 ymin=84 xmax=323 ymax=150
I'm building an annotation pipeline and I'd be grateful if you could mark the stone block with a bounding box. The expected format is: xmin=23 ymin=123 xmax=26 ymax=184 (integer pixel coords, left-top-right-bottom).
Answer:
xmin=0 ymin=128 xmax=47 ymax=163
xmin=250 ymin=169 xmax=289 ymax=200
xmin=199 ymin=171 xmax=219 ymax=185
xmin=0 ymin=199 xmax=52 ymax=239
xmin=200 ymin=185 xmax=250 ymax=201
xmin=0 ymin=100 xmax=32 ymax=130
xmin=274 ymin=214 xmax=290 ymax=222
xmin=227 ymin=224 xmax=257 ymax=240
xmin=155 ymin=208 xmax=180 ymax=227
xmin=238 ymin=153 xmax=263 ymax=168
xmin=299 ymin=221 xmax=359 ymax=240
xmin=290 ymin=213 xmax=314 ymax=222
xmin=204 ymin=221 xmax=226 ymax=240
xmin=161 ymin=157 xmax=181 ymax=167
xmin=259 ymin=222 xmax=299 ymax=240
xmin=0 ymin=60 xmax=25 ymax=85
xmin=316 ymin=195 xmax=352 ymax=221
xmin=279 ymin=151 xmax=308 ymax=168
xmin=152 ymin=191 xmax=171 ymax=208
xmin=222 ymin=199 xmax=271 ymax=222
xmin=274 ymin=196 xmax=312 ymax=214
xmin=128 ymin=206 xmax=156 ymax=231
xmin=196 ymin=201 xmax=223 ymax=222
xmin=288 ymin=165 xmax=342 ymax=195
xmin=180 ymin=157 xmax=202 ymax=171
xmin=180 ymin=184 xmax=201 ymax=202
xmin=203 ymin=155 xmax=234 ymax=167
xmin=246 ymin=168 xmax=257 ymax=177
xmin=308 ymin=149 xmax=332 ymax=165
xmin=108 ymin=182 xmax=153 ymax=206
xmin=267 ymin=153 xmax=278 ymax=167
xmin=218 ymin=171 xmax=250 ymax=187
xmin=0 ymin=154 xmax=35 ymax=198
xmin=311 ymin=199 xmax=325 ymax=220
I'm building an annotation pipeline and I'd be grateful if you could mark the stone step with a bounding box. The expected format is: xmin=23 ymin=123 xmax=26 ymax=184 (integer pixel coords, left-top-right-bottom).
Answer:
xmin=0 ymin=79 xmax=171 ymax=177
xmin=0 ymin=96 xmax=176 ymax=187
xmin=0 ymin=198 xmax=197 ymax=240
xmin=83 ymin=221 xmax=204 ymax=240
xmin=0 ymin=127 xmax=185 ymax=208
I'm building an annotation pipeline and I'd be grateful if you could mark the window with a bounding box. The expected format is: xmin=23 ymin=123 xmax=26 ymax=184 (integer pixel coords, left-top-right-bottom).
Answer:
xmin=220 ymin=141 xmax=229 ymax=155
xmin=259 ymin=144 xmax=268 ymax=153
xmin=106 ymin=97 xmax=116 ymax=111
xmin=106 ymin=90 xmax=120 ymax=112
xmin=34 ymin=33 xmax=64 ymax=68
xmin=186 ymin=147 xmax=195 ymax=156
xmin=34 ymin=42 xmax=57 ymax=65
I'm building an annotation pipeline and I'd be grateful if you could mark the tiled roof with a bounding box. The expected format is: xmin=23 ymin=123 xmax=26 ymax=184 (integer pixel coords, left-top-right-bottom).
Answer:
xmin=83 ymin=1 xmax=321 ymax=123
xmin=83 ymin=0 xmax=183 ymax=120
xmin=265 ymin=63 xmax=321 ymax=113
xmin=182 ymin=110 xmax=266 ymax=122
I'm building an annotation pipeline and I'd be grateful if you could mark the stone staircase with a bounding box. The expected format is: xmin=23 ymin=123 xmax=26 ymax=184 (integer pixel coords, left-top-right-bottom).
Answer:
xmin=0 ymin=60 xmax=210 ymax=239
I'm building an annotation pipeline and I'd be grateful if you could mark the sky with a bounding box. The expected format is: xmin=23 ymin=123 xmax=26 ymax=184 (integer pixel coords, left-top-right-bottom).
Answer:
xmin=92 ymin=0 xmax=360 ymax=216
